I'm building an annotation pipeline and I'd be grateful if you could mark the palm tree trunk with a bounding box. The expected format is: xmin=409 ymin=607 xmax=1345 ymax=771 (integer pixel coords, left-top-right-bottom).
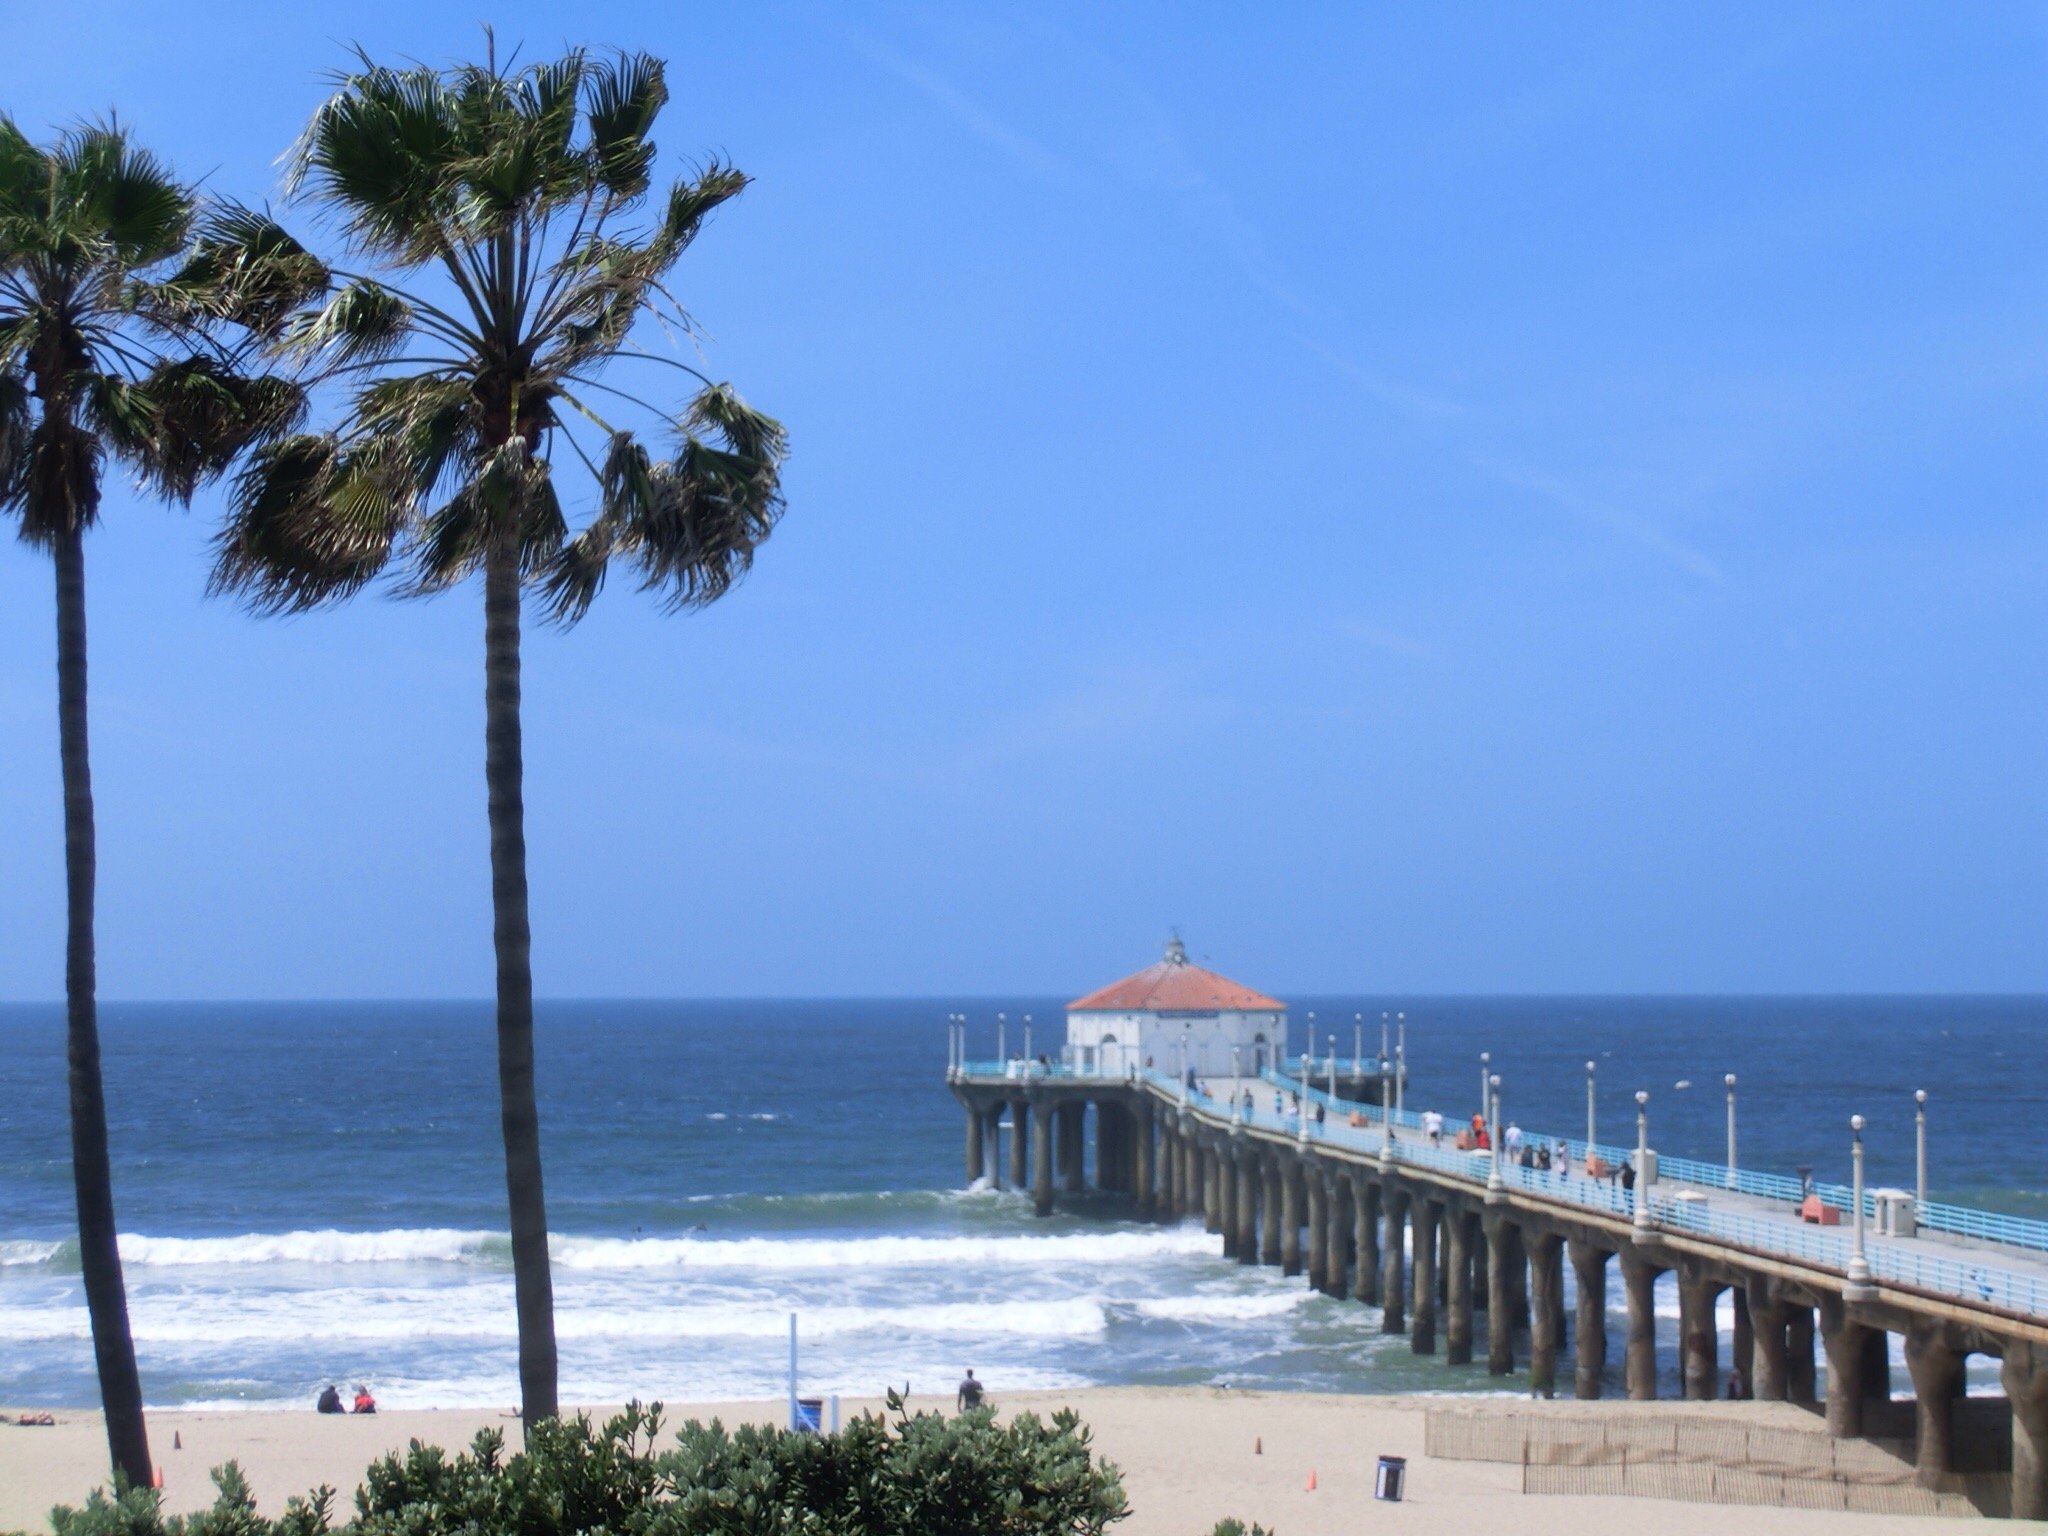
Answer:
xmin=484 ymin=535 xmax=558 ymax=1424
xmin=54 ymin=524 xmax=153 ymax=1488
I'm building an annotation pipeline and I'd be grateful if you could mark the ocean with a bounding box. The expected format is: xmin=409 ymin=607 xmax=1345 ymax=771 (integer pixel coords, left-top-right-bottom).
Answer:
xmin=1 ymin=997 xmax=2041 ymax=1411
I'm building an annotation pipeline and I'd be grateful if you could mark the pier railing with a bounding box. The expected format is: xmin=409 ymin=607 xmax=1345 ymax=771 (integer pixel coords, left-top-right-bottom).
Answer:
xmin=958 ymin=1056 xmax=2048 ymax=1259
xmin=955 ymin=1057 xmax=2048 ymax=1320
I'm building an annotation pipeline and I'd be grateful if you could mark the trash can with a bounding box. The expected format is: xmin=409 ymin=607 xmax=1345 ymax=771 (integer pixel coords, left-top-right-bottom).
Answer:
xmin=1375 ymin=1455 xmax=1406 ymax=1502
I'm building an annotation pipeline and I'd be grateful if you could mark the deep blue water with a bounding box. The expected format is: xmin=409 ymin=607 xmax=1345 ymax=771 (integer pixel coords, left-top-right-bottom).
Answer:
xmin=0 ymin=996 xmax=2040 ymax=1408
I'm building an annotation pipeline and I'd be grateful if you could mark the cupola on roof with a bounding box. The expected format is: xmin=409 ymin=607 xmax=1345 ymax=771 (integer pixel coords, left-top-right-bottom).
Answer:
xmin=1066 ymin=935 xmax=1285 ymax=1013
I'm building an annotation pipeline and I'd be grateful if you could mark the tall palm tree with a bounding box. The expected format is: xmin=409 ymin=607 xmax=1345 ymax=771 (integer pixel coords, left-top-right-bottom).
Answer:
xmin=206 ymin=45 xmax=787 ymax=1422
xmin=0 ymin=119 xmax=302 ymax=1488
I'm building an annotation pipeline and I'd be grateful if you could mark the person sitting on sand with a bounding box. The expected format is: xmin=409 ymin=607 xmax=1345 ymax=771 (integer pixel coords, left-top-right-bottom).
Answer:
xmin=317 ymin=1384 xmax=344 ymax=1414
xmin=352 ymin=1384 xmax=377 ymax=1414
xmin=956 ymin=1369 xmax=984 ymax=1412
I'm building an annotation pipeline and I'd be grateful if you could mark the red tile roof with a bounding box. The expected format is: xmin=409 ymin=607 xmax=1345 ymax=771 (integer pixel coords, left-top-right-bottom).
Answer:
xmin=1067 ymin=939 xmax=1285 ymax=1013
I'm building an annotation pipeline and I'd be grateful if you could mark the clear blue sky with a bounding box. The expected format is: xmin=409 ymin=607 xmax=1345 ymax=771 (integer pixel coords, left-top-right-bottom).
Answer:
xmin=4 ymin=4 xmax=2045 ymax=1000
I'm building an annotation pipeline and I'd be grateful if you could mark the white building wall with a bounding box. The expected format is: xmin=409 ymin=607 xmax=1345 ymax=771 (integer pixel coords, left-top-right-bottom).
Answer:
xmin=1066 ymin=1009 xmax=1287 ymax=1077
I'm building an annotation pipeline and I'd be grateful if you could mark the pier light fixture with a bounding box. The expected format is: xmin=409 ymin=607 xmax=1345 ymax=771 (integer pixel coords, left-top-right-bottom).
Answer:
xmin=997 ymin=1013 xmax=1007 ymax=1064
xmin=1231 ymin=1046 xmax=1244 ymax=1123
xmin=1585 ymin=1061 xmax=1597 ymax=1150
xmin=1479 ymin=1051 xmax=1491 ymax=1119
xmin=1395 ymin=1013 xmax=1406 ymax=1115
xmin=1846 ymin=1114 xmax=1875 ymax=1297
xmin=1486 ymin=1073 xmax=1504 ymax=1195
xmin=1022 ymin=1015 xmax=1032 ymax=1065
xmin=1724 ymin=1074 xmax=1738 ymax=1190
xmin=1380 ymin=1012 xmax=1391 ymax=1070
xmin=1298 ymin=1051 xmax=1312 ymax=1144
xmin=1633 ymin=1091 xmax=1651 ymax=1237
xmin=1326 ymin=1034 xmax=1337 ymax=1101
xmin=1380 ymin=1064 xmax=1394 ymax=1167
xmin=1354 ymin=1014 xmax=1363 ymax=1075
xmin=1914 ymin=1090 xmax=1928 ymax=1212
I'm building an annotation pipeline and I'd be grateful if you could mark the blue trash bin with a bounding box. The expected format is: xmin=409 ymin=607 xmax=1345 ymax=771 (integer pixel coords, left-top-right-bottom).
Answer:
xmin=1374 ymin=1454 xmax=1406 ymax=1502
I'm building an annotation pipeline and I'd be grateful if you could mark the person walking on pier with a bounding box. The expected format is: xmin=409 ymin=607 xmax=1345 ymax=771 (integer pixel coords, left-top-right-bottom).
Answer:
xmin=1423 ymin=1108 xmax=1444 ymax=1144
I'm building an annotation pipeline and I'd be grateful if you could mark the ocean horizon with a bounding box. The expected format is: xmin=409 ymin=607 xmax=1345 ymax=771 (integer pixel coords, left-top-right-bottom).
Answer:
xmin=4 ymin=996 xmax=2042 ymax=1411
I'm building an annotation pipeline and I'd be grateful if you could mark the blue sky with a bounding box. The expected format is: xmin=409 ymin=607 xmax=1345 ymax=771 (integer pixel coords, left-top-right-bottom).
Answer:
xmin=3 ymin=3 xmax=2045 ymax=999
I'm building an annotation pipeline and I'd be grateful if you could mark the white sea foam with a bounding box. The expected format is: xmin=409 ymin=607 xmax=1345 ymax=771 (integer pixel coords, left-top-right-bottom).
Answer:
xmin=1130 ymin=1291 xmax=1312 ymax=1323
xmin=552 ymin=1228 xmax=1216 ymax=1272
xmin=0 ymin=1240 xmax=64 ymax=1267
xmin=112 ymin=1228 xmax=500 ymax=1267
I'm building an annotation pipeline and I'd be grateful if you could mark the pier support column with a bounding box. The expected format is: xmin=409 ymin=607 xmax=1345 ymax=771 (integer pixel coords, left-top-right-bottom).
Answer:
xmin=1484 ymin=1215 xmax=1514 ymax=1374
xmin=1506 ymin=1225 xmax=1530 ymax=1333
xmin=1787 ymin=1304 xmax=1818 ymax=1403
xmin=1306 ymin=1168 xmax=1328 ymax=1291
xmin=1324 ymin=1178 xmax=1351 ymax=1298
xmin=1731 ymin=1286 xmax=1753 ymax=1399
xmin=1904 ymin=1322 xmax=1966 ymax=1488
xmin=1411 ymin=1199 xmax=1439 ymax=1354
xmin=1353 ymin=1180 xmax=1381 ymax=1304
xmin=1382 ymin=1185 xmax=1408 ymax=1334
xmin=1228 ymin=1155 xmax=1261 ymax=1261
xmin=1066 ymin=1108 xmax=1089 ymax=1194
xmin=1529 ymin=1231 xmax=1563 ymax=1398
xmin=1821 ymin=1296 xmax=1871 ymax=1438
xmin=1746 ymin=1280 xmax=1788 ymax=1402
xmin=965 ymin=1106 xmax=984 ymax=1185
xmin=1134 ymin=1100 xmax=1154 ymax=1217
xmin=1569 ymin=1240 xmax=1608 ymax=1399
xmin=1621 ymin=1250 xmax=1660 ymax=1400
xmin=2002 ymin=1339 xmax=2048 ymax=1522
xmin=1281 ymin=1165 xmax=1304 ymax=1277
xmin=1009 ymin=1101 xmax=1029 ymax=1190
xmin=1445 ymin=1210 xmax=1474 ymax=1365
xmin=1030 ymin=1101 xmax=1053 ymax=1217
xmin=1261 ymin=1163 xmax=1281 ymax=1266
xmin=1218 ymin=1151 xmax=1239 ymax=1259
xmin=1679 ymin=1263 xmax=1721 ymax=1401
xmin=1179 ymin=1134 xmax=1197 ymax=1218
xmin=1201 ymin=1146 xmax=1219 ymax=1234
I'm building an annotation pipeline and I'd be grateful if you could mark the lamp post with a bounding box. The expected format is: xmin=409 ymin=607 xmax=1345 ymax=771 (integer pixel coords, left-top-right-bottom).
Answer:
xmin=1022 ymin=1015 xmax=1032 ymax=1064
xmin=1354 ymin=1014 xmax=1363 ymax=1076
xmin=1585 ymin=1060 xmax=1596 ymax=1149
xmin=1395 ymin=1012 xmax=1406 ymax=1115
xmin=1381 ymin=1062 xmax=1395 ymax=1167
xmin=1914 ymin=1090 xmax=1928 ymax=1212
xmin=1326 ymin=1034 xmax=1337 ymax=1101
xmin=1299 ymin=1049 xmax=1312 ymax=1145
xmin=1487 ymin=1073 xmax=1504 ymax=1195
xmin=1479 ymin=1051 xmax=1491 ymax=1120
xmin=1232 ymin=1047 xmax=1243 ymax=1123
xmin=1305 ymin=1012 xmax=1317 ymax=1080
xmin=1846 ymin=1114 xmax=1875 ymax=1297
xmin=1380 ymin=1012 xmax=1390 ymax=1072
xmin=1632 ymin=1091 xmax=1652 ymax=1236
xmin=1177 ymin=1038 xmax=1188 ymax=1105
xmin=997 ymin=1013 xmax=1007 ymax=1065
xmin=1724 ymin=1074 xmax=1737 ymax=1190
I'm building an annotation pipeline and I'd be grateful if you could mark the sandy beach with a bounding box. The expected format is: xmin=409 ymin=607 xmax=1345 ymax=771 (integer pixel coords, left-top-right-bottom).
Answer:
xmin=0 ymin=1390 xmax=1963 ymax=1536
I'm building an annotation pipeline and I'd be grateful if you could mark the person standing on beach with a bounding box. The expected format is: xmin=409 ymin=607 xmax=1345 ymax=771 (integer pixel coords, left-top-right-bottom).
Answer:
xmin=957 ymin=1369 xmax=985 ymax=1412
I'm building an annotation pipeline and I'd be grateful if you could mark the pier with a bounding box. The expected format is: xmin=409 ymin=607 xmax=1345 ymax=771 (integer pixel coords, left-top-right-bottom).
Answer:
xmin=947 ymin=1050 xmax=2048 ymax=1519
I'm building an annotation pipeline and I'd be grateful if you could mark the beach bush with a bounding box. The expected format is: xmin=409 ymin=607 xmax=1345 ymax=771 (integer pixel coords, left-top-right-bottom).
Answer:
xmin=31 ymin=1399 xmax=1129 ymax=1536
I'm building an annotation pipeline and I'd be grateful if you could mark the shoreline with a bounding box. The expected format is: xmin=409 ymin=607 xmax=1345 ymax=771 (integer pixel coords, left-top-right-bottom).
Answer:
xmin=0 ymin=1389 xmax=1957 ymax=1536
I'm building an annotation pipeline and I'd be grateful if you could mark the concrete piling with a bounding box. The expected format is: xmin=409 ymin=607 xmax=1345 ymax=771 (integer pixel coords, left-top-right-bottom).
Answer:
xmin=1306 ymin=1169 xmax=1329 ymax=1291
xmin=1528 ymin=1232 xmax=1564 ymax=1398
xmin=1904 ymin=1322 xmax=1966 ymax=1487
xmin=1820 ymin=1295 xmax=1869 ymax=1438
xmin=1411 ymin=1199 xmax=1439 ymax=1353
xmin=1353 ymin=1181 xmax=1381 ymax=1304
xmin=1569 ymin=1240 xmax=1608 ymax=1399
xmin=1679 ymin=1265 xmax=1721 ymax=1401
xmin=1382 ymin=1186 xmax=1409 ymax=1334
xmin=1622 ymin=1250 xmax=1660 ymax=1400
xmin=1484 ymin=1214 xmax=1514 ymax=1374
xmin=2002 ymin=1339 xmax=2048 ymax=1521
xmin=1030 ymin=1099 xmax=1053 ymax=1218
xmin=1445 ymin=1210 xmax=1474 ymax=1366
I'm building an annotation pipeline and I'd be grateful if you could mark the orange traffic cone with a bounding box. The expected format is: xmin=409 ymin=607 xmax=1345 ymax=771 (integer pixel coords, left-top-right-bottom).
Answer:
xmin=152 ymin=1468 xmax=164 ymax=1489
xmin=1305 ymin=1468 xmax=1317 ymax=1492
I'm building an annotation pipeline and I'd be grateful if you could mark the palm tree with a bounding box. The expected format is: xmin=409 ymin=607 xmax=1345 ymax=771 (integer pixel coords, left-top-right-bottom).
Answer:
xmin=206 ymin=45 xmax=788 ymax=1422
xmin=0 ymin=119 xmax=302 ymax=1488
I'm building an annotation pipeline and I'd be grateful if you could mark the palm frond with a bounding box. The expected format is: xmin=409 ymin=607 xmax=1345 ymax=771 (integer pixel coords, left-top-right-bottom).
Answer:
xmin=211 ymin=432 xmax=405 ymax=610
xmin=147 ymin=203 xmax=331 ymax=336
xmin=16 ymin=413 xmax=102 ymax=546
xmin=0 ymin=367 xmax=31 ymax=507
xmin=582 ymin=52 xmax=667 ymax=200
xmin=53 ymin=122 xmax=192 ymax=270
xmin=278 ymin=279 xmax=413 ymax=366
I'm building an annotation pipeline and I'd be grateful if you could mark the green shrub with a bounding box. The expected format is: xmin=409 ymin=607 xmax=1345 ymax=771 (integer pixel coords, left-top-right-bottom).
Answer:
xmin=33 ymin=1397 xmax=1129 ymax=1536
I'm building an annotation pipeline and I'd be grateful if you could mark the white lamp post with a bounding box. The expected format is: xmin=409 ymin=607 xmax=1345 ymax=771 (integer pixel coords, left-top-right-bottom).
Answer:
xmin=1914 ymin=1090 xmax=1928 ymax=1212
xmin=1022 ymin=1015 xmax=1032 ymax=1064
xmin=1354 ymin=1014 xmax=1363 ymax=1076
xmin=1298 ymin=1050 xmax=1312 ymax=1145
xmin=1487 ymin=1073 xmax=1504 ymax=1195
xmin=1479 ymin=1050 xmax=1491 ymax=1120
xmin=1846 ymin=1114 xmax=1875 ymax=1297
xmin=1633 ymin=1091 xmax=1651 ymax=1237
xmin=1395 ymin=1012 xmax=1406 ymax=1115
xmin=997 ymin=1013 xmax=1007 ymax=1064
xmin=1724 ymin=1074 xmax=1737 ymax=1190
xmin=1380 ymin=1061 xmax=1394 ymax=1167
xmin=1380 ymin=1012 xmax=1390 ymax=1072
xmin=1326 ymin=1034 xmax=1337 ymax=1101
xmin=1231 ymin=1046 xmax=1243 ymax=1123
xmin=1585 ymin=1060 xmax=1597 ymax=1149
